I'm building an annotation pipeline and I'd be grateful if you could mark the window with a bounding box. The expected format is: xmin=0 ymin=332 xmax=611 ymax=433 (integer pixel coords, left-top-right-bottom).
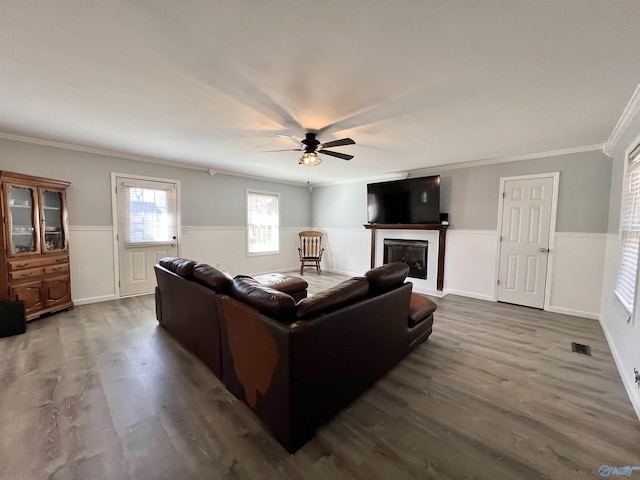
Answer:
xmin=247 ymin=190 xmax=280 ymax=254
xmin=118 ymin=180 xmax=177 ymax=244
xmin=615 ymin=143 xmax=640 ymax=314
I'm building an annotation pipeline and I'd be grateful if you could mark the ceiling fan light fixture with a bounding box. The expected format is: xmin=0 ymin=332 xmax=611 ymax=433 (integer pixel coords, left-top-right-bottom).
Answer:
xmin=299 ymin=152 xmax=322 ymax=166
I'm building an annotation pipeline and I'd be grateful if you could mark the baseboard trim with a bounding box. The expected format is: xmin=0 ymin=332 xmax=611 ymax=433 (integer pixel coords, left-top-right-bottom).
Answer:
xmin=444 ymin=289 xmax=494 ymax=302
xmin=599 ymin=317 xmax=640 ymax=422
xmin=324 ymin=267 xmax=361 ymax=277
xmin=73 ymin=294 xmax=118 ymax=306
xmin=411 ymin=285 xmax=448 ymax=298
xmin=546 ymin=305 xmax=599 ymax=320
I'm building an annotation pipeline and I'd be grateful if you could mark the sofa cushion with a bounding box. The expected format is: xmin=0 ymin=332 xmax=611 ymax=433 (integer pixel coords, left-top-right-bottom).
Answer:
xmin=365 ymin=262 xmax=409 ymax=295
xmin=193 ymin=263 xmax=233 ymax=293
xmin=231 ymin=276 xmax=297 ymax=318
xmin=254 ymin=273 xmax=308 ymax=295
xmin=408 ymin=293 xmax=437 ymax=327
xmin=159 ymin=257 xmax=196 ymax=278
xmin=296 ymin=277 xmax=369 ymax=319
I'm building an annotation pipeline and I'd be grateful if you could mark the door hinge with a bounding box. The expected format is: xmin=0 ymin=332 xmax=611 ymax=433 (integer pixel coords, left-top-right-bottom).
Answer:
xmin=499 ymin=236 xmax=503 ymax=242
xmin=497 ymin=279 xmax=500 ymax=285
xmin=116 ymin=234 xmax=119 ymax=241
xmin=502 ymin=191 xmax=506 ymax=198
xmin=115 ymin=185 xmax=118 ymax=194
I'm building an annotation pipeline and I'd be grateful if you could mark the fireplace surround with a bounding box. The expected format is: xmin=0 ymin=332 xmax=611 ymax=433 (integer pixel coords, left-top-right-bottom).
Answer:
xmin=364 ymin=223 xmax=448 ymax=291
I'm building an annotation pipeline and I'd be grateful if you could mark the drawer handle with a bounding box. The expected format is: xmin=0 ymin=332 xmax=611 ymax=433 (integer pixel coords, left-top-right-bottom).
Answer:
xmin=21 ymin=272 xmax=33 ymax=277
xmin=56 ymin=258 xmax=66 ymax=263
xmin=51 ymin=267 xmax=61 ymax=271
xmin=16 ymin=263 xmax=27 ymax=268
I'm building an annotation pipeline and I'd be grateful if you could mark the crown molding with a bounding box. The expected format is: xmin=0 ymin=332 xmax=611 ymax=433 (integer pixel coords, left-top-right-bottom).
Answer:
xmin=407 ymin=144 xmax=604 ymax=177
xmin=0 ymin=132 xmax=211 ymax=171
xmin=314 ymin=171 xmax=409 ymax=187
xmin=0 ymin=132 xmax=308 ymax=188
xmin=604 ymin=83 xmax=640 ymax=157
xmin=314 ymin=144 xmax=604 ymax=188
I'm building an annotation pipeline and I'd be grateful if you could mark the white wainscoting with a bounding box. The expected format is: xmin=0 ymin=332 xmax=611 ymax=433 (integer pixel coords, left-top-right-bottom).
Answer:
xmin=316 ymin=227 xmax=607 ymax=318
xmin=599 ymin=233 xmax=640 ymax=420
xmin=318 ymin=227 xmax=371 ymax=277
xmin=69 ymin=226 xmax=305 ymax=305
xmin=68 ymin=225 xmax=607 ymax=320
xmin=69 ymin=226 xmax=117 ymax=305
xmin=444 ymin=230 xmax=499 ymax=301
xmin=179 ymin=226 xmax=302 ymax=276
xmin=546 ymin=232 xmax=607 ymax=320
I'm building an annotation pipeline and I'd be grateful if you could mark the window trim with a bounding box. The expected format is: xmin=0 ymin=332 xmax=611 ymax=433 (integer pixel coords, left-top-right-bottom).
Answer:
xmin=615 ymin=138 xmax=640 ymax=321
xmin=246 ymin=189 xmax=280 ymax=256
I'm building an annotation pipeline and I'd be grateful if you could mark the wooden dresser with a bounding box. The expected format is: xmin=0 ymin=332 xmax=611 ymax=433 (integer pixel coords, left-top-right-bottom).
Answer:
xmin=0 ymin=171 xmax=73 ymax=320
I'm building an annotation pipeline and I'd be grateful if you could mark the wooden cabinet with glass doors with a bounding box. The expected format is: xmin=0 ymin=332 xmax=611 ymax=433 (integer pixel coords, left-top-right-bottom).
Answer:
xmin=0 ymin=171 xmax=72 ymax=320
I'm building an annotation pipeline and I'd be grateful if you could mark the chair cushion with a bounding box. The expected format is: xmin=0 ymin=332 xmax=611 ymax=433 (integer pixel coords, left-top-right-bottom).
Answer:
xmin=159 ymin=257 xmax=196 ymax=278
xmin=365 ymin=262 xmax=410 ymax=295
xmin=193 ymin=263 xmax=233 ymax=293
xmin=296 ymin=277 xmax=369 ymax=319
xmin=230 ymin=276 xmax=297 ymax=318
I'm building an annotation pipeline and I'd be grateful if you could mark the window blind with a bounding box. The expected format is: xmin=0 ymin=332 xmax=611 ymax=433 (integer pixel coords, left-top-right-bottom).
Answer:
xmin=615 ymin=145 xmax=640 ymax=313
xmin=118 ymin=181 xmax=177 ymax=244
xmin=247 ymin=191 xmax=279 ymax=254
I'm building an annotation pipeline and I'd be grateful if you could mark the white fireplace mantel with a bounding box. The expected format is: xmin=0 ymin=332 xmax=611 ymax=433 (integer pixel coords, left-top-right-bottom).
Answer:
xmin=364 ymin=224 xmax=448 ymax=291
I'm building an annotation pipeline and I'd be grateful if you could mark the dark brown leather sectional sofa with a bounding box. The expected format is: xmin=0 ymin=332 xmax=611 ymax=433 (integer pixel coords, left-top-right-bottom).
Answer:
xmin=154 ymin=257 xmax=435 ymax=453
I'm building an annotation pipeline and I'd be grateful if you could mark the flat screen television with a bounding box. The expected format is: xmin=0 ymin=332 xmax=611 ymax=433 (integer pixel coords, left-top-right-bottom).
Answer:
xmin=367 ymin=176 xmax=440 ymax=224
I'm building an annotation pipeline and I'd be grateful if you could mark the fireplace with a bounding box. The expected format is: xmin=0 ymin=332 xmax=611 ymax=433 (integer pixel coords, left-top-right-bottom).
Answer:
xmin=383 ymin=238 xmax=428 ymax=279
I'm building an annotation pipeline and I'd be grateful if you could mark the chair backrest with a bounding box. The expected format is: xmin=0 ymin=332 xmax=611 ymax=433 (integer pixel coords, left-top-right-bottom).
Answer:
xmin=299 ymin=231 xmax=323 ymax=258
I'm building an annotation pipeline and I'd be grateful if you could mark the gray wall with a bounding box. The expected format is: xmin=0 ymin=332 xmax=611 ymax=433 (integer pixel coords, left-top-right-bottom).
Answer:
xmin=0 ymin=139 xmax=310 ymax=227
xmin=312 ymin=150 xmax=612 ymax=233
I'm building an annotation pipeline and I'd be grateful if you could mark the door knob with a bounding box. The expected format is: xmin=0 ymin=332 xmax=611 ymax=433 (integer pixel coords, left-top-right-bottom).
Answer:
xmin=539 ymin=248 xmax=548 ymax=254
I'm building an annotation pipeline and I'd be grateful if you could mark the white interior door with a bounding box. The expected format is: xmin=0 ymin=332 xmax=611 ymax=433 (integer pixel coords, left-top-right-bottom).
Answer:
xmin=115 ymin=176 xmax=178 ymax=297
xmin=497 ymin=176 xmax=555 ymax=309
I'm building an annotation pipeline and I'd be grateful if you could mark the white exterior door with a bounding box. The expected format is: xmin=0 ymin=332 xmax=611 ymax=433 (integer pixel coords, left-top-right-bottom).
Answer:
xmin=115 ymin=176 xmax=178 ymax=297
xmin=497 ymin=176 xmax=555 ymax=309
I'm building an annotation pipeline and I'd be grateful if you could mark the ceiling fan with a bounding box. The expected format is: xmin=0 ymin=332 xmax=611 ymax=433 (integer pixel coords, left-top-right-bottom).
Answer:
xmin=262 ymin=132 xmax=355 ymax=166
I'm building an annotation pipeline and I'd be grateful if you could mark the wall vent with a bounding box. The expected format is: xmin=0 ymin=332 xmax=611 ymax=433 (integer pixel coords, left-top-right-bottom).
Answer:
xmin=571 ymin=342 xmax=591 ymax=356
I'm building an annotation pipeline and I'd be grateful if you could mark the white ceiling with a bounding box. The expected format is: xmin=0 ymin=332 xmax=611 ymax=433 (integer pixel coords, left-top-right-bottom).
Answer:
xmin=2 ymin=1 xmax=640 ymax=185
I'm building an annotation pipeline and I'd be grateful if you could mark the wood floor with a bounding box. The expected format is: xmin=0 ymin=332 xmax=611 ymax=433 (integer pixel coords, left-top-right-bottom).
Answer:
xmin=1 ymin=272 xmax=638 ymax=479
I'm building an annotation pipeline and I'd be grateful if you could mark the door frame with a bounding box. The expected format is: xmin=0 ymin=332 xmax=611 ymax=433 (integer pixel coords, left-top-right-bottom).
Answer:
xmin=493 ymin=172 xmax=560 ymax=311
xmin=110 ymin=172 xmax=182 ymax=298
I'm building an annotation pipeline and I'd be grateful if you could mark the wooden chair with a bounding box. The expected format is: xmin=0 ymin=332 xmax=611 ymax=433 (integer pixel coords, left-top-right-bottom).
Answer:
xmin=298 ymin=231 xmax=324 ymax=274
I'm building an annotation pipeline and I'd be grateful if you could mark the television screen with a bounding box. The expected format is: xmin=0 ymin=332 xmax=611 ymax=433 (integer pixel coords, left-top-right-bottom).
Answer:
xmin=367 ymin=176 xmax=440 ymax=224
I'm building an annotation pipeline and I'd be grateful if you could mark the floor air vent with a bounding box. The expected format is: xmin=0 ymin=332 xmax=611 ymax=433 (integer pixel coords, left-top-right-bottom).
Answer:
xmin=571 ymin=342 xmax=591 ymax=356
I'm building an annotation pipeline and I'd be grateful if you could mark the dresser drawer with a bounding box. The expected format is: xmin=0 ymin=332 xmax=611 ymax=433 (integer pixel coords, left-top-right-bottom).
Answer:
xmin=44 ymin=264 xmax=69 ymax=275
xmin=9 ymin=256 xmax=69 ymax=271
xmin=10 ymin=267 xmax=43 ymax=281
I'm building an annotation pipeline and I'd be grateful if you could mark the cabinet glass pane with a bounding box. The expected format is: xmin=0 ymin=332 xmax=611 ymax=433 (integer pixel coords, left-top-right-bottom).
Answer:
xmin=42 ymin=190 xmax=65 ymax=251
xmin=8 ymin=186 xmax=37 ymax=254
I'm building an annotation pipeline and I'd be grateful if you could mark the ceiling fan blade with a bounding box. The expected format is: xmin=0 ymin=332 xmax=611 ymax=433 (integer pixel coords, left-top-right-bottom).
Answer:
xmin=277 ymin=134 xmax=302 ymax=146
xmin=318 ymin=149 xmax=354 ymax=161
xmin=260 ymin=148 xmax=303 ymax=152
xmin=318 ymin=138 xmax=355 ymax=149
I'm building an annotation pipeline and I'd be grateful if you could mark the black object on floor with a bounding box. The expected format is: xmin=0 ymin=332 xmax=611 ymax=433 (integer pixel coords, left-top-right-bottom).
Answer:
xmin=571 ymin=342 xmax=591 ymax=356
xmin=0 ymin=301 xmax=26 ymax=338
